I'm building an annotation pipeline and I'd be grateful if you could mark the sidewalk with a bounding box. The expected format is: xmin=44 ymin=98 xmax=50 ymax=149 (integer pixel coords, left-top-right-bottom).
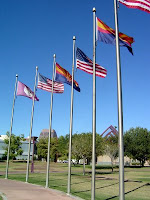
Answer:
xmin=0 ymin=179 xmax=82 ymax=200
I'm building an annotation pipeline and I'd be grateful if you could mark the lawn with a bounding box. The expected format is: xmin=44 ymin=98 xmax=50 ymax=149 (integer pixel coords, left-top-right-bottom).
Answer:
xmin=0 ymin=161 xmax=150 ymax=199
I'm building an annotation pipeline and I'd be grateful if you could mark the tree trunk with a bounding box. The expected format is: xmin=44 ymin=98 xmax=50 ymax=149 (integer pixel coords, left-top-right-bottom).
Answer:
xmin=142 ymin=160 xmax=145 ymax=167
xmin=111 ymin=158 xmax=114 ymax=173
xmin=83 ymin=157 xmax=86 ymax=176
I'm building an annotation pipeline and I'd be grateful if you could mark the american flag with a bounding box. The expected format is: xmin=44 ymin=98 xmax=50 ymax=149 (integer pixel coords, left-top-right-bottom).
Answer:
xmin=76 ymin=47 xmax=107 ymax=78
xmin=37 ymin=73 xmax=64 ymax=93
xmin=119 ymin=0 xmax=150 ymax=14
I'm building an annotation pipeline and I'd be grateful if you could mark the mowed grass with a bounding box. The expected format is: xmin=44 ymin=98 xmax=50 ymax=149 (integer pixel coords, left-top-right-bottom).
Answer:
xmin=0 ymin=161 xmax=150 ymax=199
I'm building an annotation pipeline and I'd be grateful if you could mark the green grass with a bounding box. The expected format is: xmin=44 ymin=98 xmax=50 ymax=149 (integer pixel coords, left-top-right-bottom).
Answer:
xmin=0 ymin=161 xmax=150 ymax=199
xmin=0 ymin=196 xmax=2 ymax=200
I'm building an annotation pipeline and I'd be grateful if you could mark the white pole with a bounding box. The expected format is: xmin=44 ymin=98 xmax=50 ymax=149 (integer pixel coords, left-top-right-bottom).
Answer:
xmin=67 ymin=36 xmax=76 ymax=195
xmin=26 ymin=66 xmax=38 ymax=183
xmin=5 ymin=74 xmax=18 ymax=179
xmin=91 ymin=7 xmax=96 ymax=200
xmin=45 ymin=54 xmax=56 ymax=188
xmin=114 ymin=0 xmax=124 ymax=199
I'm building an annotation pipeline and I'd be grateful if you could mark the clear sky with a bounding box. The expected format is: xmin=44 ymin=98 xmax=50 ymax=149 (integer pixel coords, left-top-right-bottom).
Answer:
xmin=0 ymin=0 xmax=150 ymax=138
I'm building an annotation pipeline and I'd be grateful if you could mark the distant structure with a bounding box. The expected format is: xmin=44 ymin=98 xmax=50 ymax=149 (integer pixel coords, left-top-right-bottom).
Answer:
xmin=101 ymin=125 xmax=118 ymax=138
xmin=0 ymin=134 xmax=37 ymax=160
xmin=39 ymin=129 xmax=57 ymax=139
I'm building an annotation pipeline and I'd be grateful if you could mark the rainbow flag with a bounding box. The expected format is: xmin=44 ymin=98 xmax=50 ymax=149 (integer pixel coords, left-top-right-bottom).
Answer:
xmin=55 ymin=62 xmax=80 ymax=92
xmin=96 ymin=17 xmax=134 ymax=54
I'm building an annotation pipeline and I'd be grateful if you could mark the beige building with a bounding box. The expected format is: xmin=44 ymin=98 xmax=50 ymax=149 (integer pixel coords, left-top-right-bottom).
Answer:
xmin=97 ymin=155 xmax=133 ymax=166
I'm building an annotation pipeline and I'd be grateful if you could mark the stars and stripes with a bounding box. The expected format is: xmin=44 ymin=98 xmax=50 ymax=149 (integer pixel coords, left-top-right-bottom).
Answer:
xmin=76 ymin=47 xmax=107 ymax=78
xmin=37 ymin=73 xmax=64 ymax=93
xmin=119 ymin=0 xmax=150 ymax=14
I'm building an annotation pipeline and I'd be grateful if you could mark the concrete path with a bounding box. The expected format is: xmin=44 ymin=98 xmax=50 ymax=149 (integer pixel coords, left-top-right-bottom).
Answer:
xmin=0 ymin=179 xmax=82 ymax=200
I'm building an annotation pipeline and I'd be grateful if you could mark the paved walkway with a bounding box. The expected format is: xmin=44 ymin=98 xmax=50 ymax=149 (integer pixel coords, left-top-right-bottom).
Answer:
xmin=0 ymin=179 xmax=82 ymax=200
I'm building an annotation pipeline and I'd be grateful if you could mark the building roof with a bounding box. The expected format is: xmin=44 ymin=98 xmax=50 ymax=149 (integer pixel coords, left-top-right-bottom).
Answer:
xmin=39 ymin=129 xmax=57 ymax=139
xmin=0 ymin=135 xmax=8 ymax=140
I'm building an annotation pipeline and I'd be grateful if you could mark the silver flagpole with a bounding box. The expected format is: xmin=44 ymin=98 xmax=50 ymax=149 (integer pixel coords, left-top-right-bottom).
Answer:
xmin=45 ymin=54 xmax=56 ymax=188
xmin=26 ymin=66 xmax=38 ymax=183
xmin=91 ymin=7 xmax=96 ymax=200
xmin=67 ymin=36 xmax=76 ymax=195
xmin=114 ymin=0 xmax=124 ymax=199
xmin=5 ymin=74 xmax=18 ymax=179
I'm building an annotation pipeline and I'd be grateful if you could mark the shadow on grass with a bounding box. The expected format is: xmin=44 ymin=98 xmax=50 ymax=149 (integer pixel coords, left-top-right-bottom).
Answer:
xmin=104 ymin=183 xmax=150 ymax=200
xmin=51 ymin=179 xmax=92 ymax=188
xmin=88 ymin=171 xmax=118 ymax=175
xmin=73 ymin=182 xmax=119 ymax=194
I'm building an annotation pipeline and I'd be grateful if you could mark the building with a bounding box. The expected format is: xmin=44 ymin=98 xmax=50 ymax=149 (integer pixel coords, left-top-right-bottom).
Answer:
xmin=0 ymin=135 xmax=8 ymax=158
xmin=97 ymin=126 xmax=142 ymax=166
xmin=0 ymin=135 xmax=37 ymax=160
xmin=39 ymin=129 xmax=57 ymax=139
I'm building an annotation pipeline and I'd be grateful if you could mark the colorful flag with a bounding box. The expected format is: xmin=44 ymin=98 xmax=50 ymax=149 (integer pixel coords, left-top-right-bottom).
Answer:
xmin=96 ymin=17 xmax=134 ymax=54
xmin=37 ymin=73 xmax=64 ymax=93
xmin=17 ymin=81 xmax=39 ymax=101
xmin=76 ymin=47 xmax=107 ymax=78
xmin=55 ymin=63 xmax=80 ymax=92
xmin=119 ymin=0 xmax=150 ymax=13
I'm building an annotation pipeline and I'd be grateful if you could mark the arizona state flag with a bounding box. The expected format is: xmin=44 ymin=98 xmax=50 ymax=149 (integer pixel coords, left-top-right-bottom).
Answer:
xmin=55 ymin=62 xmax=80 ymax=92
xmin=96 ymin=17 xmax=134 ymax=55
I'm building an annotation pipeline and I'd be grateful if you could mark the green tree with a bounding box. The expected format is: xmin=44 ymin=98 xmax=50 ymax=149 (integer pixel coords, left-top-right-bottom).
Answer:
xmin=3 ymin=132 xmax=24 ymax=160
xmin=37 ymin=137 xmax=58 ymax=162
xmin=104 ymin=135 xmax=118 ymax=172
xmin=57 ymin=135 xmax=69 ymax=160
xmin=124 ymin=127 xmax=150 ymax=167
xmin=37 ymin=137 xmax=48 ymax=161
xmin=72 ymin=132 xmax=104 ymax=175
xmin=50 ymin=137 xmax=58 ymax=162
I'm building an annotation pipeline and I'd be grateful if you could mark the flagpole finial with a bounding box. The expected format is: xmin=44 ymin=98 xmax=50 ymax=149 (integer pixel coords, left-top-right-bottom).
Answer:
xmin=36 ymin=66 xmax=38 ymax=70
xmin=53 ymin=54 xmax=56 ymax=58
xmin=73 ymin=36 xmax=76 ymax=40
xmin=16 ymin=74 xmax=18 ymax=77
xmin=93 ymin=7 xmax=96 ymax=12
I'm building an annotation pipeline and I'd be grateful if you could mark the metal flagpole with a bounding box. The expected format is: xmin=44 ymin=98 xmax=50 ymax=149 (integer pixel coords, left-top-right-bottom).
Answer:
xmin=45 ymin=54 xmax=56 ymax=188
xmin=31 ymin=137 xmax=35 ymax=173
xmin=91 ymin=7 xmax=96 ymax=200
xmin=5 ymin=74 xmax=18 ymax=179
xmin=26 ymin=66 xmax=38 ymax=183
xmin=114 ymin=0 xmax=124 ymax=199
xmin=67 ymin=36 xmax=76 ymax=195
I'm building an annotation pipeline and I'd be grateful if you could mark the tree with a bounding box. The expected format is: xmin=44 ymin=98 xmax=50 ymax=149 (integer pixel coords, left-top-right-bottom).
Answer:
xmin=57 ymin=135 xmax=69 ymax=160
xmin=104 ymin=135 xmax=118 ymax=172
xmin=72 ymin=132 xmax=104 ymax=175
xmin=37 ymin=137 xmax=48 ymax=161
xmin=3 ymin=132 xmax=24 ymax=160
xmin=124 ymin=127 xmax=150 ymax=167
xmin=37 ymin=137 xmax=58 ymax=162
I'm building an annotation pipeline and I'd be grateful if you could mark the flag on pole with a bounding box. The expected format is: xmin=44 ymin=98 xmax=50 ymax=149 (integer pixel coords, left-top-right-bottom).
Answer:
xmin=76 ymin=47 xmax=107 ymax=78
xmin=17 ymin=81 xmax=39 ymax=101
xmin=96 ymin=17 xmax=134 ymax=54
xmin=119 ymin=0 xmax=150 ymax=13
xmin=37 ymin=73 xmax=64 ymax=93
xmin=55 ymin=62 xmax=80 ymax=92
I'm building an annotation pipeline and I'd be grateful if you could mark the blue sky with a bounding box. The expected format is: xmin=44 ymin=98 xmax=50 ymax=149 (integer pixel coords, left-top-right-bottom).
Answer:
xmin=0 ymin=0 xmax=150 ymax=138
